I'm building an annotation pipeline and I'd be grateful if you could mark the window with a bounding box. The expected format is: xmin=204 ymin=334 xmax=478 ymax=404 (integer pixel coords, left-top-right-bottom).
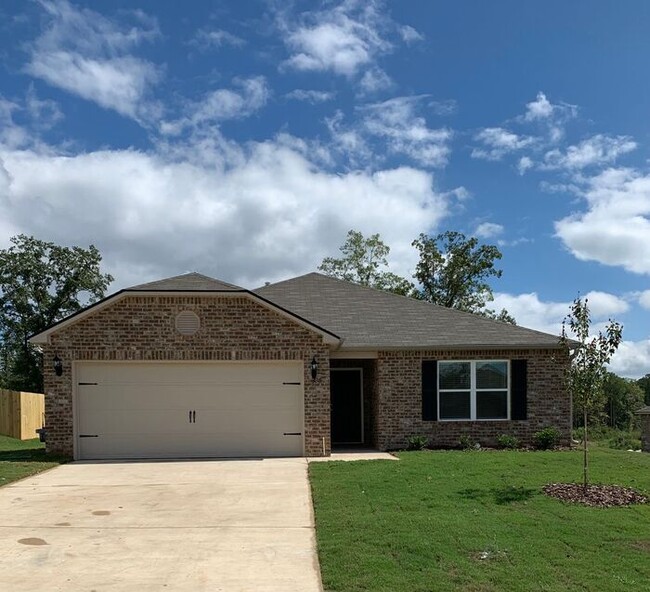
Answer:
xmin=438 ymin=361 xmax=509 ymax=421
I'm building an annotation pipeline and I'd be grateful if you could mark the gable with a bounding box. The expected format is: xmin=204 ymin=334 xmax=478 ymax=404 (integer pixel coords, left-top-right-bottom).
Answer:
xmin=31 ymin=290 xmax=339 ymax=346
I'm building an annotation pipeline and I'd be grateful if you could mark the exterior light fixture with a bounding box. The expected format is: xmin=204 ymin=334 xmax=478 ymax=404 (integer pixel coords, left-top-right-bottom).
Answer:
xmin=310 ymin=356 xmax=318 ymax=381
xmin=53 ymin=354 xmax=63 ymax=377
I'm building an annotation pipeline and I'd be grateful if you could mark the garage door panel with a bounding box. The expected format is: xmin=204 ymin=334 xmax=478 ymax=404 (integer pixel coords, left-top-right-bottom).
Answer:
xmin=76 ymin=362 xmax=304 ymax=459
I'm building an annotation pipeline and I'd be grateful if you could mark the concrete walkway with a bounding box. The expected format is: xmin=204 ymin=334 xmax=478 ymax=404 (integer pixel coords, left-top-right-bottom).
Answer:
xmin=0 ymin=459 xmax=322 ymax=592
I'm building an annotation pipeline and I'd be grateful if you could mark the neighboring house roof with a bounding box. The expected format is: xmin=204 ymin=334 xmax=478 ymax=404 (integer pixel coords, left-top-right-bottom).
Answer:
xmin=636 ymin=406 xmax=650 ymax=415
xmin=127 ymin=272 xmax=243 ymax=292
xmin=255 ymin=272 xmax=564 ymax=350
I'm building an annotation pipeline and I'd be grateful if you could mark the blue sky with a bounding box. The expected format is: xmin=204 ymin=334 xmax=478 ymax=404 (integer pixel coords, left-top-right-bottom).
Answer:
xmin=1 ymin=0 xmax=649 ymax=377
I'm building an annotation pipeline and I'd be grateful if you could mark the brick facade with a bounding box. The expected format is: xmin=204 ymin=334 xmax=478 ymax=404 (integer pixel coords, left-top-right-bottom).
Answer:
xmin=41 ymin=293 xmax=571 ymax=458
xmin=42 ymin=295 xmax=330 ymax=457
xmin=374 ymin=348 xmax=571 ymax=450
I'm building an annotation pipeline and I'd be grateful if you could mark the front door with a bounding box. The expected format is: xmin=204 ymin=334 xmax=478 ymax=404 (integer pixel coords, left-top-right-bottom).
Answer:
xmin=330 ymin=368 xmax=363 ymax=444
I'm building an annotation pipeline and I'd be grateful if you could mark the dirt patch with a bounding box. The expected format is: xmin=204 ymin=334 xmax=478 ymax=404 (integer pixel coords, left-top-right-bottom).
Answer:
xmin=630 ymin=540 xmax=650 ymax=553
xmin=18 ymin=537 xmax=48 ymax=546
xmin=92 ymin=510 xmax=111 ymax=516
xmin=543 ymin=483 xmax=648 ymax=507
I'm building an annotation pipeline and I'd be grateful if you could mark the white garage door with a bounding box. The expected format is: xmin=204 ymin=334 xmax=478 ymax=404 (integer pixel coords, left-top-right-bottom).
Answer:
xmin=75 ymin=361 xmax=304 ymax=460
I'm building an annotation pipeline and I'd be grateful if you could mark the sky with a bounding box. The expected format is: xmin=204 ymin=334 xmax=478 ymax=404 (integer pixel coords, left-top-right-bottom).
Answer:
xmin=0 ymin=0 xmax=649 ymax=377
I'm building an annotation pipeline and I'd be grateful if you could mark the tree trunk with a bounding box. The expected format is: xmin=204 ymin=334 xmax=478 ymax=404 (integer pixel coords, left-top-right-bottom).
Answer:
xmin=583 ymin=407 xmax=588 ymax=490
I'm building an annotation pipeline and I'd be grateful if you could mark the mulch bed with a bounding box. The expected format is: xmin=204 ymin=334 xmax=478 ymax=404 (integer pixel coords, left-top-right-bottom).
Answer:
xmin=543 ymin=483 xmax=648 ymax=507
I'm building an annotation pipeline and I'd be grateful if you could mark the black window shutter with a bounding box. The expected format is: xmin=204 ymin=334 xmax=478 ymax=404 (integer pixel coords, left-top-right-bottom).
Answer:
xmin=422 ymin=360 xmax=438 ymax=421
xmin=511 ymin=359 xmax=528 ymax=420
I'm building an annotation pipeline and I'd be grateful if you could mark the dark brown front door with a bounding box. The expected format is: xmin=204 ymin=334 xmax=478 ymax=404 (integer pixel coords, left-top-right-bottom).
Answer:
xmin=330 ymin=369 xmax=363 ymax=444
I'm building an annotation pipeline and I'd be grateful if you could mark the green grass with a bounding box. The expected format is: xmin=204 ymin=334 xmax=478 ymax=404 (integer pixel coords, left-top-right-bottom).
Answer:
xmin=0 ymin=434 xmax=68 ymax=487
xmin=310 ymin=447 xmax=650 ymax=592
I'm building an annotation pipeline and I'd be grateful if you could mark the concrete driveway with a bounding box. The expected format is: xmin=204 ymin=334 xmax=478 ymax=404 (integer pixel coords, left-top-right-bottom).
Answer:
xmin=0 ymin=458 xmax=322 ymax=591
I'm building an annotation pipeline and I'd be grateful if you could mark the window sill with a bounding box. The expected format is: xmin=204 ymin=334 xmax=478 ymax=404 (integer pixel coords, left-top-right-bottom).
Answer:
xmin=438 ymin=418 xmax=511 ymax=422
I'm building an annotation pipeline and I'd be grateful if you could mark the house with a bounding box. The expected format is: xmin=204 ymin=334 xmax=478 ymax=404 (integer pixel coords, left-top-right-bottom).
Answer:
xmin=30 ymin=272 xmax=570 ymax=460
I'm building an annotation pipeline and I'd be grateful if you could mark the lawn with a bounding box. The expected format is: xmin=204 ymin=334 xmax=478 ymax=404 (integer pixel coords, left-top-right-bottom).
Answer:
xmin=0 ymin=434 xmax=68 ymax=487
xmin=310 ymin=447 xmax=650 ymax=592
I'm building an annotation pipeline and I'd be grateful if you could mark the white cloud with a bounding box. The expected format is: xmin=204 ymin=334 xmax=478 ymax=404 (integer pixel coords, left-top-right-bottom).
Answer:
xmin=524 ymin=92 xmax=554 ymax=121
xmin=491 ymin=290 xmax=628 ymax=337
xmin=524 ymin=91 xmax=577 ymax=123
xmin=428 ymin=100 xmax=457 ymax=116
xmin=190 ymin=28 xmax=245 ymax=50
xmin=399 ymin=25 xmax=424 ymax=44
xmin=281 ymin=1 xmax=391 ymax=76
xmin=582 ymin=291 xmax=630 ymax=317
xmin=475 ymin=222 xmax=503 ymax=239
xmin=609 ymin=339 xmax=650 ymax=379
xmin=543 ymin=134 xmax=636 ymax=170
xmin=555 ymin=167 xmax=650 ymax=274
xmin=0 ymin=96 xmax=30 ymax=149
xmin=278 ymin=0 xmax=415 ymax=87
xmin=25 ymin=85 xmax=63 ymax=130
xmin=26 ymin=0 xmax=161 ymax=121
xmin=358 ymin=96 xmax=452 ymax=167
xmin=358 ymin=67 xmax=393 ymax=94
xmin=519 ymin=91 xmax=578 ymax=145
xmin=471 ymin=127 xmax=534 ymax=161
xmin=285 ymin=89 xmax=335 ymax=103
xmin=491 ymin=292 xmax=573 ymax=336
xmin=517 ymin=156 xmax=533 ymax=175
xmin=160 ymin=77 xmax=269 ymax=135
xmin=639 ymin=290 xmax=650 ymax=310
xmin=0 ymin=137 xmax=448 ymax=289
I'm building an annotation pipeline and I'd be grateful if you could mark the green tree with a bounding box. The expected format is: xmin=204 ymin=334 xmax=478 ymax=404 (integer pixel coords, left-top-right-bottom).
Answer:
xmin=482 ymin=308 xmax=517 ymax=325
xmin=637 ymin=373 xmax=650 ymax=405
xmin=411 ymin=231 xmax=515 ymax=323
xmin=560 ymin=296 xmax=623 ymax=488
xmin=318 ymin=230 xmax=413 ymax=295
xmin=602 ymin=372 xmax=645 ymax=430
xmin=0 ymin=235 xmax=113 ymax=392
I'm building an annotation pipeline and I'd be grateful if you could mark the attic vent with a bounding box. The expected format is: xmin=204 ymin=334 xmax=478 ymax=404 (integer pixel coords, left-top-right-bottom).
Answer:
xmin=175 ymin=311 xmax=200 ymax=336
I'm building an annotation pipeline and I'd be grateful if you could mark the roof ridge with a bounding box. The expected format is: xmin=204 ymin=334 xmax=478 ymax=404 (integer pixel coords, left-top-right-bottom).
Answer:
xmin=126 ymin=271 xmax=244 ymax=291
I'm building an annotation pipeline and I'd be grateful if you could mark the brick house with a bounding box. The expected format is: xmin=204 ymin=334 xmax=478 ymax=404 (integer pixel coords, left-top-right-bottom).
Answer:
xmin=30 ymin=272 xmax=571 ymax=459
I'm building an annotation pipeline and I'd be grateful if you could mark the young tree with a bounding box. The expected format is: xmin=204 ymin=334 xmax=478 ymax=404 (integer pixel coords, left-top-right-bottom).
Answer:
xmin=0 ymin=235 xmax=113 ymax=391
xmin=560 ymin=297 xmax=622 ymax=489
xmin=318 ymin=230 xmax=413 ymax=295
xmin=411 ymin=231 xmax=515 ymax=322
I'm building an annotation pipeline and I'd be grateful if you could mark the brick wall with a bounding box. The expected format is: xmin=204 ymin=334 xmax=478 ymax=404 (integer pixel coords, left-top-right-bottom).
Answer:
xmin=42 ymin=295 xmax=330 ymax=457
xmin=375 ymin=348 xmax=571 ymax=450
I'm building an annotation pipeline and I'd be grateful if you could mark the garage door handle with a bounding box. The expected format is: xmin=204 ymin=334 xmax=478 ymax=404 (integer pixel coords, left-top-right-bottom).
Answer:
xmin=283 ymin=432 xmax=302 ymax=436
xmin=79 ymin=434 xmax=98 ymax=438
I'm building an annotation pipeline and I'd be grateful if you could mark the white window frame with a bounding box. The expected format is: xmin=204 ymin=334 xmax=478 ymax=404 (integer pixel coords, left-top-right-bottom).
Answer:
xmin=438 ymin=360 xmax=510 ymax=422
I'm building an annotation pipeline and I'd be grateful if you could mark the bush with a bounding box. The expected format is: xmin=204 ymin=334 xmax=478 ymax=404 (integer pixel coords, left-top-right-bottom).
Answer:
xmin=533 ymin=427 xmax=562 ymax=450
xmin=407 ymin=435 xmax=429 ymax=450
xmin=459 ymin=434 xmax=477 ymax=450
xmin=608 ymin=433 xmax=641 ymax=450
xmin=496 ymin=434 xmax=520 ymax=450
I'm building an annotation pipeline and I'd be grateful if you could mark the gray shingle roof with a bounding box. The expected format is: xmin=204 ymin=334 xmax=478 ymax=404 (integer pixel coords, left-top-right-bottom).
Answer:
xmin=127 ymin=272 xmax=243 ymax=292
xmin=255 ymin=272 xmax=563 ymax=349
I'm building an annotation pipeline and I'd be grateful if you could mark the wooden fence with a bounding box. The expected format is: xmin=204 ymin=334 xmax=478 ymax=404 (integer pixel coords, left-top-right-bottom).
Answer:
xmin=0 ymin=389 xmax=45 ymax=440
